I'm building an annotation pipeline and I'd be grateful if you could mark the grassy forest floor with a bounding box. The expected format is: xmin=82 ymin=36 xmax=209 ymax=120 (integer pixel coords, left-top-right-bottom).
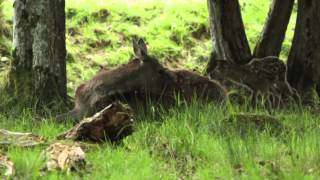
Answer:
xmin=1 ymin=0 xmax=320 ymax=179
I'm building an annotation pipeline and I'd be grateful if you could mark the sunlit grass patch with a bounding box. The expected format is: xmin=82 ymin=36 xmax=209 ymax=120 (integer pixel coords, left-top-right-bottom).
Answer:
xmin=0 ymin=100 xmax=319 ymax=179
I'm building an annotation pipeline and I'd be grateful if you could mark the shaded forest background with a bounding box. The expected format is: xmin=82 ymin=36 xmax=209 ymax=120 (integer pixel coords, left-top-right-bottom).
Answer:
xmin=0 ymin=0 xmax=297 ymax=96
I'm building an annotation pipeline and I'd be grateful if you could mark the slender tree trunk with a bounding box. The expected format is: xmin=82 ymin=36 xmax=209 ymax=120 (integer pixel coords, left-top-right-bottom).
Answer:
xmin=9 ymin=0 xmax=66 ymax=107
xmin=206 ymin=0 xmax=252 ymax=74
xmin=253 ymin=0 xmax=294 ymax=58
xmin=287 ymin=0 xmax=320 ymax=105
xmin=32 ymin=0 xmax=67 ymax=106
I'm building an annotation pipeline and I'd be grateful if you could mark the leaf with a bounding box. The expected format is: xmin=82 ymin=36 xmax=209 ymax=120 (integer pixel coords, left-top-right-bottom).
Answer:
xmin=0 ymin=151 xmax=14 ymax=176
xmin=44 ymin=143 xmax=86 ymax=172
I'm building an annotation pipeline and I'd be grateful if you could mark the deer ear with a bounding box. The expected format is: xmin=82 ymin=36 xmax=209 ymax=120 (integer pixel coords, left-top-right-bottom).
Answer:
xmin=133 ymin=38 xmax=148 ymax=61
xmin=133 ymin=39 xmax=139 ymax=57
xmin=137 ymin=39 xmax=148 ymax=56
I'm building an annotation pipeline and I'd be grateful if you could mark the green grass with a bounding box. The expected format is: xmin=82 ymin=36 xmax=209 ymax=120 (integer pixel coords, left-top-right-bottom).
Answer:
xmin=1 ymin=103 xmax=320 ymax=179
xmin=1 ymin=0 xmax=318 ymax=179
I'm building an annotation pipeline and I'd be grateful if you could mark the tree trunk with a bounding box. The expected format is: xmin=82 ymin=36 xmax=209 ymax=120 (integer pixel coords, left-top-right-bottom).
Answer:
xmin=253 ymin=0 xmax=294 ymax=58
xmin=287 ymin=0 xmax=320 ymax=105
xmin=206 ymin=0 xmax=252 ymax=74
xmin=9 ymin=0 xmax=66 ymax=107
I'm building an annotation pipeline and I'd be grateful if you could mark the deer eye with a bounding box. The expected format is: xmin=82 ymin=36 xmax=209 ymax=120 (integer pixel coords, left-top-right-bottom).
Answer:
xmin=157 ymin=69 xmax=165 ymax=74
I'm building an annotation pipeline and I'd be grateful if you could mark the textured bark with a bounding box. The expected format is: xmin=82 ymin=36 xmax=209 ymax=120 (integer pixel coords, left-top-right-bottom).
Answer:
xmin=253 ymin=0 xmax=294 ymax=58
xmin=206 ymin=0 xmax=252 ymax=73
xmin=10 ymin=0 xmax=35 ymax=99
xmin=32 ymin=0 xmax=67 ymax=105
xmin=9 ymin=0 xmax=66 ymax=107
xmin=287 ymin=0 xmax=320 ymax=105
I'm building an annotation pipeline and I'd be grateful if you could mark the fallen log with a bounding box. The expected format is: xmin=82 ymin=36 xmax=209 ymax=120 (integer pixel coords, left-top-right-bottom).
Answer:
xmin=0 ymin=129 xmax=45 ymax=147
xmin=57 ymin=101 xmax=134 ymax=142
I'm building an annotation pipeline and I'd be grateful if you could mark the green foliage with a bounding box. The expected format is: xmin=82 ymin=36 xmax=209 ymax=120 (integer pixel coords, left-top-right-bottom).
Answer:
xmin=0 ymin=0 xmax=3 ymax=21
xmin=0 ymin=0 xmax=11 ymax=70
xmin=0 ymin=0 xmax=5 ymax=53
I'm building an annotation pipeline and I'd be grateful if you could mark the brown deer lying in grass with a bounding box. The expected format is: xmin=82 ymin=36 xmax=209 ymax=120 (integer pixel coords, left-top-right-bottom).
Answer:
xmin=57 ymin=39 xmax=227 ymax=122
xmin=209 ymin=56 xmax=301 ymax=108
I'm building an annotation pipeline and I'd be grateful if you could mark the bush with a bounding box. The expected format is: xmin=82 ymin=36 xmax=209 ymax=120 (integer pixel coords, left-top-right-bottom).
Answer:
xmin=0 ymin=0 xmax=11 ymax=57
xmin=0 ymin=0 xmax=3 ymax=32
xmin=0 ymin=0 xmax=4 ymax=44
xmin=0 ymin=0 xmax=3 ymax=28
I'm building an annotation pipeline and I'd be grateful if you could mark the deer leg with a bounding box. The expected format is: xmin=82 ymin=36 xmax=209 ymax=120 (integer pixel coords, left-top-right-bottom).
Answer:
xmin=251 ymin=91 xmax=258 ymax=109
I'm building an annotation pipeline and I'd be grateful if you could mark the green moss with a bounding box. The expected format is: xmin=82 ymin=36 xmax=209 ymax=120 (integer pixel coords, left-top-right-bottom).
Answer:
xmin=5 ymin=69 xmax=33 ymax=104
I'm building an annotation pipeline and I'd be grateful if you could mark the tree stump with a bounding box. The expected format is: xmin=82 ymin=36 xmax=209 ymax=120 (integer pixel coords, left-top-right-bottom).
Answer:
xmin=57 ymin=102 xmax=134 ymax=142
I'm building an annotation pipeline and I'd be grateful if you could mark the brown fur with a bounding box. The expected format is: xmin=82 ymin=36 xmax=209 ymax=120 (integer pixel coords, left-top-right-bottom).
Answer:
xmin=210 ymin=56 xmax=301 ymax=108
xmin=57 ymin=39 xmax=227 ymax=121
xmin=173 ymin=70 xmax=227 ymax=103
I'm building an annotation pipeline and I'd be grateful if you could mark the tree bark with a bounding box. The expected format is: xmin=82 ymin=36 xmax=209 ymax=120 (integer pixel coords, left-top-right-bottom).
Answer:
xmin=9 ymin=0 xmax=66 ymax=107
xmin=253 ymin=0 xmax=294 ymax=58
xmin=206 ymin=0 xmax=252 ymax=74
xmin=287 ymin=0 xmax=320 ymax=105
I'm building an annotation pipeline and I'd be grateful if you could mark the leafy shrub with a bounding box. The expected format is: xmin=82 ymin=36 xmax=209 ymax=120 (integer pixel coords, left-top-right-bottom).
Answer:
xmin=0 ymin=0 xmax=4 ymax=34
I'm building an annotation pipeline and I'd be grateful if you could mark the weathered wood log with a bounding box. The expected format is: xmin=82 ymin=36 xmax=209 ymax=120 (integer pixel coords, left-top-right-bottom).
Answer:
xmin=0 ymin=129 xmax=45 ymax=147
xmin=57 ymin=102 xmax=134 ymax=142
